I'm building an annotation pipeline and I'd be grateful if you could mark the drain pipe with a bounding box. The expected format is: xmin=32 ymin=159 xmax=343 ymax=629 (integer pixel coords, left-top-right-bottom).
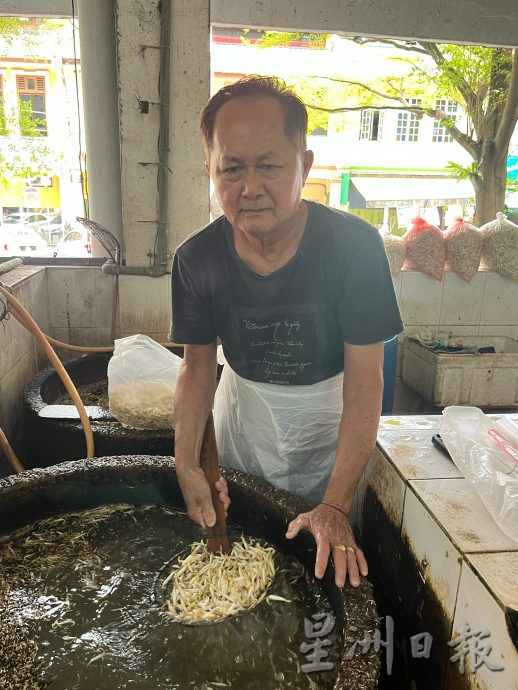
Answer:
xmin=103 ymin=0 xmax=171 ymax=278
xmin=0 ymin=258 xmax=24 ymax=275
xmin=101 ymin=259 xmax=169 ymax=277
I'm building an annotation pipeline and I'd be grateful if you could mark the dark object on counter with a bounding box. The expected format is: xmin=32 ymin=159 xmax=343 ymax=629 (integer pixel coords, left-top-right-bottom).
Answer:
xmin=505 ymin=608 xmax=518 ymax=653
xmin=410 ymin=336 xmax=496 ymax=355
xmin=431 ymin=434 xmax=452 ymax=460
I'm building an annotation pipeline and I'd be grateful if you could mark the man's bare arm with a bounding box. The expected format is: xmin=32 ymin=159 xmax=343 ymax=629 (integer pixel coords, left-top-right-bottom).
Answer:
xmin=324 ymin=341 xmax=384 ymax=514
xmin=286 ymin=341 xmax=384 ymax=587
xmin=173 ymin=342 xmax=229 ymax=527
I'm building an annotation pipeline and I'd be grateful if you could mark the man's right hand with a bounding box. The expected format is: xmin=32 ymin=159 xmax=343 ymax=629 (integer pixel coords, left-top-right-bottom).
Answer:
xmin=176 ymin=464 xmax=230 ymax=529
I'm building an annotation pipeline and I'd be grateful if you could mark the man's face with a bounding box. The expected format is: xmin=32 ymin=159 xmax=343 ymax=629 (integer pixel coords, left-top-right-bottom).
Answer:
xmin=206 ymin=96 xmax=313 ymax=239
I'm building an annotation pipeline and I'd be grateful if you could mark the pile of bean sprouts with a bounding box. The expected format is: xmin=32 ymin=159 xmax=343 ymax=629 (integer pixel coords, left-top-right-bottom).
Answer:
xmin=109 ymin=382 xmax=175 ymax=429
xmin=164 ymin=536 xmax=276 ymax=623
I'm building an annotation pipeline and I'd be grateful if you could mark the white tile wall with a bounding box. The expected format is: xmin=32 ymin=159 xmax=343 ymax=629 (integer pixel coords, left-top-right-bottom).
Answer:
xmin=439 ymin=272 xmax=485 ymax=326
xmin=479 ymin=324 xmax=518 ymax=339
xmin=466 ymin=552 xmax=518 ymax=610
xmin=47 ymin=267 xmax=101 ymax=329
xmin=401 ymin=488 xmax=463 ymax=625
xmin=399 ymin=271 xmax=444 ymax=327
xmin=443 ymin=561 xmax=518 ymax=690
xmin=480 ymin=273 xmax=518 ymax=327
xmin=409 ymin=478 xmax=518 ymax=553
xmin=1 ymin=349 xmax=37 ymax=435
xmin=52 ymin=327 xmax=114 ymax=348
xmin=361 ymin=446 xmax=407 ymax=530
xmin=118 ymin=274 xmax=171 ymax=336
xmin=396 ymin=270 xmax=518 ymax=335
xmin=391 ymin=272 xmax=402 ymax=301
xmin=0 ymin=269 xmax=50 ymax=453
xmin=394 ymin=269 xmax=518 ymax=412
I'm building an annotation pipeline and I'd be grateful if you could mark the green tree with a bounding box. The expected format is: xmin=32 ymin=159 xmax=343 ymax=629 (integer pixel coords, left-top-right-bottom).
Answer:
xmin=0 ymin=17 xmax=62 ymax=182
xmin=240 ymin=30 xmax=336 ymax=134
xmin=0 ymin=98 xmax=58 ymax=182
xmin=302 ymin=41 xmax=518 ymax=225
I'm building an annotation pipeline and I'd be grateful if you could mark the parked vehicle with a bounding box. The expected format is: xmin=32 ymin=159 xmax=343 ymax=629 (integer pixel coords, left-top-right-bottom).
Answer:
xmin=4 ymin=212 xmax=49 ymax=227
xmin=0 ymin=225 xmax=51 ymax=257
xmin=53 ymin=226 xmax=92 ymax=257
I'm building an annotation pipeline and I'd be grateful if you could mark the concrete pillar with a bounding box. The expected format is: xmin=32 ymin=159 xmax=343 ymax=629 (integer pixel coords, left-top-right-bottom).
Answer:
xmin=77 ymin=0 xmax=123 ymax=254
xmin=169 ymin=0 xmax=211 ymax=248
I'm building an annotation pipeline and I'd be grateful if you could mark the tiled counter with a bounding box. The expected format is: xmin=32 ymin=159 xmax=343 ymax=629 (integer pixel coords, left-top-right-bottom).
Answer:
xmin=353 ymin=414 xmax=518 ymax=690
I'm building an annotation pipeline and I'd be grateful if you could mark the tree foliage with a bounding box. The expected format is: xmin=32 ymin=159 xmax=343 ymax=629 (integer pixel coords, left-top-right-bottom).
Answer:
xmin=241 ymin=29 xmax=328 ymax=50
xmin=307 ymin=40 xmax=518 ymax=224
xmin=248 ymin=30 xmax=518 ymax=224
xmin=0 ymin=17 xmax=63 ymax=182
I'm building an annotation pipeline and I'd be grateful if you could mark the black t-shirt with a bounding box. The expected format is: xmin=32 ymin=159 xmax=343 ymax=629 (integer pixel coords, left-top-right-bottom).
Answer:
xmin=170 ymin=201 xmax=403 ymax=385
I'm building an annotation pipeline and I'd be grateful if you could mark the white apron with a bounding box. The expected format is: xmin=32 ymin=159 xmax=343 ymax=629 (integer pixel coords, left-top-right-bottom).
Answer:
xmin=214 ymin=364 xmax=344 ymax=506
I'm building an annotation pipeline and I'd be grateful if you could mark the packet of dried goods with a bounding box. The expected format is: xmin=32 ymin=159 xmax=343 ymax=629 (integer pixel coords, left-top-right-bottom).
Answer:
xmin=443 ymin=216 xmax=482 ymax=282
xmin=108 ymin=334 xmax=182 ymax=429
xmin=479 ymin=212 xmax=518 ymax=281
xmin=402 ymin=216 xmax=445 ymax=281
xmin=380 ymin=225 xmax=406 ymax=277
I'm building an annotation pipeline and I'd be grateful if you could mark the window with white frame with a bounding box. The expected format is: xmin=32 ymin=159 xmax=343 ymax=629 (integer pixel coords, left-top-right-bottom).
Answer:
xmin=432 ymin=98 xmax=457 ymax=142
xmin=359 ymin=109 xmax=384 ymax=141
xmin=396 ymin=98 xmax=421 ymax=141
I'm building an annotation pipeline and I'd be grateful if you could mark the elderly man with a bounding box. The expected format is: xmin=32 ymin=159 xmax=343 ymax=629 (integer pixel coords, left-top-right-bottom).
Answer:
xmin=170 ymin=76 xmax=403 ymax=587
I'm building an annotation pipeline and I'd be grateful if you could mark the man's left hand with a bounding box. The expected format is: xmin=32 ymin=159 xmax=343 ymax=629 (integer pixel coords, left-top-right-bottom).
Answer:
xmin=285 ymin=503 xmax=368 ymax=588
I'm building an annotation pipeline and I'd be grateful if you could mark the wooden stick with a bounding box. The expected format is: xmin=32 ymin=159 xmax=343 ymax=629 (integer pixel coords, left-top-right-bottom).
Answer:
xmin=199 ymin=412 xmax=231 ymax=554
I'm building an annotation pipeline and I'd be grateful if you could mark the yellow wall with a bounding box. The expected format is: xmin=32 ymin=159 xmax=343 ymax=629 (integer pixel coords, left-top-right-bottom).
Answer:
xmin=302 ymin=178 xmax=330 ymax=205
xmin=0 ymin=175 xmax=60 ymax=210
xmin=0 ymin=61 xmax=62 ymax=211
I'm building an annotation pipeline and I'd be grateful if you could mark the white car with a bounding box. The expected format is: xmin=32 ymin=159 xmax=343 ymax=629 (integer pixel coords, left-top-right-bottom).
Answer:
xmin=0 ymin=225 xmax=51 ymax=257
xmin=4 ymin=212 xmax=49 ymax=228
xmin=53 ymin=227 xmax=92 ymax=257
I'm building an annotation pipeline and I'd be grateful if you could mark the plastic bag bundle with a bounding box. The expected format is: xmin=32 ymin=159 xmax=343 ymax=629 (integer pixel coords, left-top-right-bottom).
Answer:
xmin=440 ymin=406 xmax=518 ymax=542
xmin=443 ymin=216 xmax=482 ymax=282
xmin=479 ymin=211 xmax=518 ymax=281
xmin=379 ymin=225 xmax=406 ymax=277
xmin=107 ymin=334 xmax=182 ymax=429
xmin=402 ymin=216 xmax=445 ymax=281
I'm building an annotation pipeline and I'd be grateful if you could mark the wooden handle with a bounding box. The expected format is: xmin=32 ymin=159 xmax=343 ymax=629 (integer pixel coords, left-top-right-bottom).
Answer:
xmin=199 ymin=412 xmax=230 ymax=554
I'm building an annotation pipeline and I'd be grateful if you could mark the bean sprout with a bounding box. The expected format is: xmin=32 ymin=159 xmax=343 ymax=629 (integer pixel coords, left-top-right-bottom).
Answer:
xmin=165 ymin=537 xmax=276 ymax=623
xmin=109 ymin=382 xmax=175 ymax=429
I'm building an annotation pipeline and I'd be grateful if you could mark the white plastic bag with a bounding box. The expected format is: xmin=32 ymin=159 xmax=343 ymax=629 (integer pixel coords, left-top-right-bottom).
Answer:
xmin=380 ymin=224 xmax=406 ymax=277
xmin=440 ymin=406 xmax=518 ymax=542
xmin=214 ymin=364 xmax=343 ymax=506
xmin=443 ymin=217 xmax=482 ymax=282
xmin=108 ymin=334 xmax=182 ymax=429
xmin=479 ymin=211 xmax=518 ymax=281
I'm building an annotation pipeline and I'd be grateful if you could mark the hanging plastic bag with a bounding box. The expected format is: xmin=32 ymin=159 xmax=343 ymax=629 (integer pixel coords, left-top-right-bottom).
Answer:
xmin=107 ymin=334 xmax=182 ymax=429
xmin=380 ymin=224 xmax=406 ymax=277
xmin=479 ymin=211 xmax=518 ymax=281
xmin=402 ymin=216 xmax=445 ymax=281
xmin=444 ymin=216 xmax=482 ymax=282
xmin=440 ymin=406 xmax=518 ymax=542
